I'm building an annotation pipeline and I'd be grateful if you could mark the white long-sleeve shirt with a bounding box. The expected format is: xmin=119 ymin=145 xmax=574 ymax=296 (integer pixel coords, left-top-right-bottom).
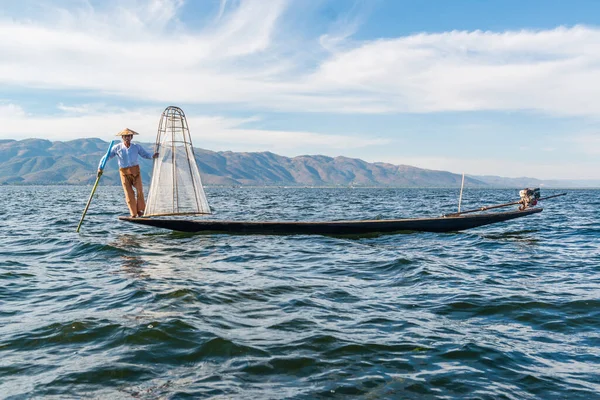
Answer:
xmin=98 ymin=142 xmax=153 ymax=169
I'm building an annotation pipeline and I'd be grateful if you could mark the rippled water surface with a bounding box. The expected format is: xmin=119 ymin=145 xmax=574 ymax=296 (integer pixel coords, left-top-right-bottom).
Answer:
xmin=1 ymin=186 xmax=599 ymax=399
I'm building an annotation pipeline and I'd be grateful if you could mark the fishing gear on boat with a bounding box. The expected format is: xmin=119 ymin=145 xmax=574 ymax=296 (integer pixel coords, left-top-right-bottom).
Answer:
xmin=443 ymin=189 xmax=566 ymax=218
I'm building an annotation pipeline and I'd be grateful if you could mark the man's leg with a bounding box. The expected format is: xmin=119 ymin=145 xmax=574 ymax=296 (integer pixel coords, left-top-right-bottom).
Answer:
xmin=120 ymin=171 xmax=138 ymax=217
xmin=133 ymin=175 xmax=146 ymax=217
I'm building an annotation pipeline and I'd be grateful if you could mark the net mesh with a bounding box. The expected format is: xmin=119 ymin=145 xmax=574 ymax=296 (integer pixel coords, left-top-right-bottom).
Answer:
xmin=145 ymin=106 xmax=211 ymax=217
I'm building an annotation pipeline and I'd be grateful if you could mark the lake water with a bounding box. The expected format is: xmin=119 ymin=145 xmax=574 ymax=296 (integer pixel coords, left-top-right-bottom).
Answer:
xmin=1 ymin=186 xmax=599 ymax=399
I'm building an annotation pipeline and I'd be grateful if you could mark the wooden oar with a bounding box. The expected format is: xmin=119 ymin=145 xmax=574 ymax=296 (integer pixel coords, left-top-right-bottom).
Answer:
xmin=76 ymin=140 xmax=117 ymax=232
xmin=443 ymin=192 xmax=567 ymax=217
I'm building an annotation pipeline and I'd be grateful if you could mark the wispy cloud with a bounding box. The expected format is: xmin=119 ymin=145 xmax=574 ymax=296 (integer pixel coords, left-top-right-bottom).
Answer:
xmin=2 ymin=2 xmax=600 ymax=116
xmin=318 ymin=0 xmax=372 ymax=53
xmin=383 ymin=155 xmax=599 ymax=180
xmin=310 ymin=26 xmax=600 ymax=116
xmin=0 ymin=0 xmax=288 ymax=101
xmin=0 ymin=104 xmax=389 ymax=154
xmin=0 ymin=103 xmax=27 ymax=118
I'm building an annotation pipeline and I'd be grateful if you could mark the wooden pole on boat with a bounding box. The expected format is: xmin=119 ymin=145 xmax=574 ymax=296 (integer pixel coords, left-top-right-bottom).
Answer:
xmin=458 ymin=173 xmax=465 ymax=213
xmin=76 ymin=140 xmax=117 ymax=232
xmin=444 ymin=192 xmax=567 ymax=217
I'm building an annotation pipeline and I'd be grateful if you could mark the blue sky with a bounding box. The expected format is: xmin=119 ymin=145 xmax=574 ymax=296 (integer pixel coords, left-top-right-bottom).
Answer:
xmin=1 ymin=0 xmax=599 ymax=179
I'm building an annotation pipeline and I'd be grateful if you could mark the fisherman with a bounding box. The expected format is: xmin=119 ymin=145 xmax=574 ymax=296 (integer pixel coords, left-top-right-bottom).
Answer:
xmin=98 ymin=128 xmax=158 ymax=218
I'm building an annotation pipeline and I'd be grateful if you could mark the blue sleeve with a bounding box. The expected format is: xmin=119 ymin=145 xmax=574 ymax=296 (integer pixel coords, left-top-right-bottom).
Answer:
xmin=137 ymin=144 xmax=154 ymax=159
xmin=98 ymin=145 xmax=117 ymax=169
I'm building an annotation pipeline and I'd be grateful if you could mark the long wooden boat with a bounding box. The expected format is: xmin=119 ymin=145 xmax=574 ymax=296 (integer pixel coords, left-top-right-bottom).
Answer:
xmin=118 ymin=207 xmax=542 ymax=235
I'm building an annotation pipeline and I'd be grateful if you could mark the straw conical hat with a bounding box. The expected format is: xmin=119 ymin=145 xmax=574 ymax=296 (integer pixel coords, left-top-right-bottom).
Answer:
xmin=116 ymin=128 xmax=140 ymax=136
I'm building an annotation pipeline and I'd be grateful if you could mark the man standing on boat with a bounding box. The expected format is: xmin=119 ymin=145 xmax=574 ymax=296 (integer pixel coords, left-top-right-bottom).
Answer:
xmin=97 ymin=128 xmax=158 ymax=218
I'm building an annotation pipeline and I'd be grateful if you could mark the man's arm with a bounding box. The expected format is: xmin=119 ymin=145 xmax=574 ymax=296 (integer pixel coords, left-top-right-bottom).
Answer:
xmin=137 ymin=144 xmax=158 ymax=159
xmin=97 ymin=145 xmax=118 ymax=174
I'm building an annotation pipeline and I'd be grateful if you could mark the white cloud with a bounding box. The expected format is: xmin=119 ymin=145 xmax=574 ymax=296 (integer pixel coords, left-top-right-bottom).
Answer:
xmin=0 ymin=0 xmax=288 ymax=100
xmin=379 ymin=155 xmax=599 ymax=180
xmin=1 ymin=2 xmax=600 ymax=116
xmin=310 ymin=26 xmax=600 ymax=116
xmin=0 ymin=105 xmax=389 ymax=153
xmin=0 ymin=100 xmax=596 ymax=179
xmin=317 ymin=0 xmax=369 ymax=53
xmin=0 ymin=104 xmax=27 ymax=118
xmin=56 ymin=103 xmax=117 ymax=114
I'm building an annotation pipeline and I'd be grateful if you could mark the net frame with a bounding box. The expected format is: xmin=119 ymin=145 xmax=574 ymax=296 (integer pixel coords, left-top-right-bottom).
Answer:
xmin=144 ymin=106 xmax=211 ymax=217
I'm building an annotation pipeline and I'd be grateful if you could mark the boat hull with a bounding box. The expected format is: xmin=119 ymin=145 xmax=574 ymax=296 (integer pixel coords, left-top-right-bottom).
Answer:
xmin=118 ymin=208 xmax=542 ymax=235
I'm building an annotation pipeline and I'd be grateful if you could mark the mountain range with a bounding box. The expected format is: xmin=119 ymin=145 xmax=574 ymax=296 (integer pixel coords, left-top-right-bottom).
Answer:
xmin=0 ymin=138 xmax=597 ymax=188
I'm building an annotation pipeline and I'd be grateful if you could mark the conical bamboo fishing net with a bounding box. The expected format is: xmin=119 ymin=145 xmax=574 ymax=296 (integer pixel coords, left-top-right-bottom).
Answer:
xmin=144 ymin=106 xmax=211 ymax=216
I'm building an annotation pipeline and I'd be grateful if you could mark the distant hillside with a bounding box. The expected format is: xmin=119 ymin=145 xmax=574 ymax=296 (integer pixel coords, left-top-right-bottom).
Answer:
xmin=0 ymin=138 xmax=594 ymax=188
xmin=0 ymin=138 xmax=488 ymax=187
xmin=471 ymin=175 xmax=600 ymax=189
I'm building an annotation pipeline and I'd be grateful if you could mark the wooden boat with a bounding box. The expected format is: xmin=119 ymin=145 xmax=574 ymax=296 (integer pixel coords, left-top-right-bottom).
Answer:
xmin=99 ymin=106 xmax=565 ymax=237
xmin=112 ymin=106 xmax=562 ymax=237
xmin=118 ymin=207 xmax=542 ymax=235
